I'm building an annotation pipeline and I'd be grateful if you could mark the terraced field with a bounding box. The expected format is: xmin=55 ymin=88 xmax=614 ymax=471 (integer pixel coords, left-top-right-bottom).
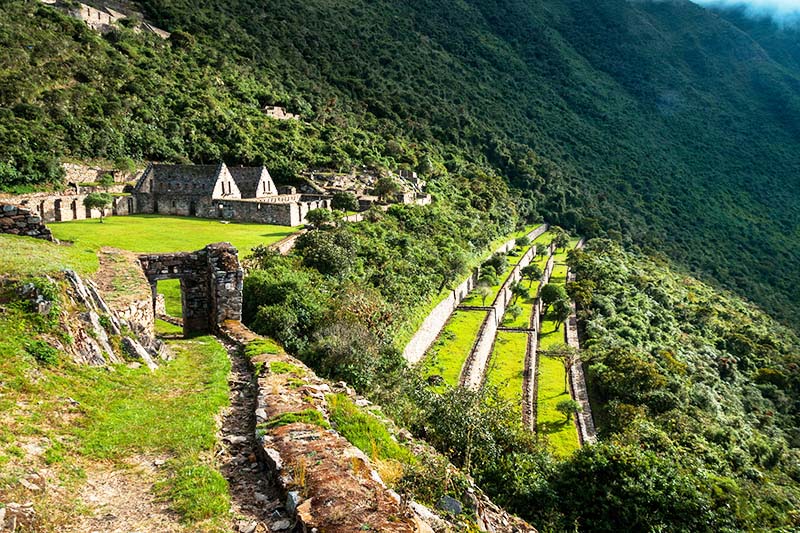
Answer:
xmin=485 ymin=331 xmax=528 ymax=411
xmin=421 ymin=310 xmax=487 ymax=387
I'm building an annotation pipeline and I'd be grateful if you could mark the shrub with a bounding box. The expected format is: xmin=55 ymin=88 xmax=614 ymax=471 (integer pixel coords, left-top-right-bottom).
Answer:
xmin=25 ymin=340 xmax=58 ymax=365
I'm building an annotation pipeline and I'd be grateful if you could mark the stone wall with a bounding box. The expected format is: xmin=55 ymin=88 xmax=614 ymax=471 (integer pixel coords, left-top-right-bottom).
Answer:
xmin=565 ymin=238 xmax=597 ymax=445
xmin=5 ymin=193 xmax=135 ymax=223
xmin=0 ymin=203 xmax=53 ymax=240
xmin=221 ymin=322 xmax=537 ymax=533
xmin=138 ymin=243 xmax=243 ymax=336
xmin=402 ymin=270 xmax=478 ymax=364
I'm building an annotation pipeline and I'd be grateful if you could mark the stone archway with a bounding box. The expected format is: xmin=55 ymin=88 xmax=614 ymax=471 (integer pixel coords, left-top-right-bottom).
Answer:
xmin=138 ymin=243 xmax=243 ymax=336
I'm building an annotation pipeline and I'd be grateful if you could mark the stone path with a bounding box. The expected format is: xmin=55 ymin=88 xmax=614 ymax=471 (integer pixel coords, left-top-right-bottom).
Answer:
xmin=216 ymin=338 xmax=291 ymax=533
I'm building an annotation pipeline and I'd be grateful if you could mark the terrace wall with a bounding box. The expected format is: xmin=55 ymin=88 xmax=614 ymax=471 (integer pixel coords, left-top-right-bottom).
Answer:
xmin=565 ymin=238 xmax=597 ymax=445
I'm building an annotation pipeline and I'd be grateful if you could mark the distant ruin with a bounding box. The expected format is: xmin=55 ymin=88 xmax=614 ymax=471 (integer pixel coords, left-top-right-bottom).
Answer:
xmin=133 ymin=163 xmax=330 ymax=226
xmin=39 ymin=0 xmax=171 ymax=38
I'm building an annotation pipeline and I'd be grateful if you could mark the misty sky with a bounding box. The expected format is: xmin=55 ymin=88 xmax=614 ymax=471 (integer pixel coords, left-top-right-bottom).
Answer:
xmin=694 ymin=0 xmax=800 ymax=20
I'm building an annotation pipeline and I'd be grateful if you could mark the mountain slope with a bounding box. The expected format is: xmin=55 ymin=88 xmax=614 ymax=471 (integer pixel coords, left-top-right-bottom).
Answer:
xmin=2 ymin=0 xmax=799 ymax=328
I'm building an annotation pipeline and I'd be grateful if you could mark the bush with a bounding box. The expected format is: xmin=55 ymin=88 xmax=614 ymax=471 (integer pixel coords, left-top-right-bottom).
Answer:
xmin=25 ymin=340 xmax=58 ymax=365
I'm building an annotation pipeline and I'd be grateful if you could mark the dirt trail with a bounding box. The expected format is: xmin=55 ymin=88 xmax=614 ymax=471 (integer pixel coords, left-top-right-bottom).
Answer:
xmin=217 ymin=339 xmax=289 ymax=533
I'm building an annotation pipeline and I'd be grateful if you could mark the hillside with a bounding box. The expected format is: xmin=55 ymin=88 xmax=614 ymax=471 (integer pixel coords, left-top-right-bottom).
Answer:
xmin=2 ymin=0 xmax=799 ymax=332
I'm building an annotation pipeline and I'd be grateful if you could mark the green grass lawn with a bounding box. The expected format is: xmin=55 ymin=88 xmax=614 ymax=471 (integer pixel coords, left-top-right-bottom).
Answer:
xmin=421 ymin=309 xmax=487 ymax=387
xmin=158 ymin=279 xmax=182 ymax=317
xmin=536 ymin=317 xmax=580 ymax=457
xmin=0 ymin=291 xmax=233 ymax=530
xmin=485 ymin=331 xmax=528 ymax=410
xmin=0 ymin=234 xmax=98 ymax=276
xmin=50 ymin=214 xmax=297 ymax=257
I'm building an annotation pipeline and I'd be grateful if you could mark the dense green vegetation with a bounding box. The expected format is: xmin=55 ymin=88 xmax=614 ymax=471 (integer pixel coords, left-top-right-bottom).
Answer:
xmin=3 ymin=0 xmax=799 ymax=327
xmin=560 ymin=240 xmax=800 ymax=530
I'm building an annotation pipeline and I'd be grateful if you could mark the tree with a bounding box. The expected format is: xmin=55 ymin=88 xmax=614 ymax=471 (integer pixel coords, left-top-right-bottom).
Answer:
xmin=478 ymin=284 xmax=492 ymax=307
xmin=506 ymin=303 xmax=523 ymax=323
xmin=515 ymin=235 xmax=531 ymax=249
xmin=479 ymin=265 xmax=499 ymax=287
xmin=540 ymin=283 xmax=567 ymax=314
xmin=113 ymin=156 xmax=136 ymax=175
xmin=552 ymin=226 xmax=570 ymax=251
xmin=543 ymin=344 xmax=580 ymax=393
xmin=483 ymin=252 xmax=508 ymax=276
xmin=83 ymin=192 xmax=112 ymax=222
xmin=510 ymin=281 xmax=529 ymax=304
xmin=556 ymin=398 xmax=582 ymax=422
xmin=374 ymin=176 xmax=400 ymax=202
xmin=521 ymin=263 xmax=543 ymax=287
xmin=552 ymin=298 xmax=572 ymax=332
xmin=331 ymin=191 xmax=360 ymax=212
xmin=97 ymin=173 xmax=114 ymax=191
xmin=305 ymin=208 xmax=335 ymax=229
xmin=567 ymin=279 xmax=596 ymax=308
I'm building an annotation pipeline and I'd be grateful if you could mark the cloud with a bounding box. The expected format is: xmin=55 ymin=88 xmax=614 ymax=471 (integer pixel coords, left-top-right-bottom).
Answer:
xmin=692 ymin=0 xmax=800 ymax=24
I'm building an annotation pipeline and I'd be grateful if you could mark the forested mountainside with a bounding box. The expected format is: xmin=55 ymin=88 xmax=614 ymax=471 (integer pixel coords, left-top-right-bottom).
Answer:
xmin=2 ymin=0 xmax=799 ymax=330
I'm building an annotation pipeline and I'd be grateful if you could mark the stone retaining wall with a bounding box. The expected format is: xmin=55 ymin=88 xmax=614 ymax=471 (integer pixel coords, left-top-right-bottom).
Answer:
xmin=402 ymin=224 xmax=548 ymax=365
xmin=220 ymin=321 xmax=537 ymax=533
xmin=0 ymin=203 xmax=53 ymax=240
xmin=565 ymin=238 xmax=597 ymax=445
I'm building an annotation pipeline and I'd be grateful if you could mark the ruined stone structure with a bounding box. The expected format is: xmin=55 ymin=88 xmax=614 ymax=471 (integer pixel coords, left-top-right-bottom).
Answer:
xmin=0 ymin=203 xmax=54 ymax=240
xmin=133 ymin=163 xmax=329 ymax=226
xmin=262 ymin=106 xmax=299 ymax=120
xmin=138 ymin=243 xmax=244 ymax=336
xmin=5 ymin=193 xmax=135 ymax=223
xmin=40 ymin=0 xmax=170 ymax=38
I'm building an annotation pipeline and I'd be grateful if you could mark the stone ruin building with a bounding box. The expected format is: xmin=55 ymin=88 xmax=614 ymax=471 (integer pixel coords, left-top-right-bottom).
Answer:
xmin=263 ymin=106 xmax=299 ymax=120
xmin=39 ymin=0 xmax=171 ymax=38
xmin=133 ymin=162 xmax=330 ymax=226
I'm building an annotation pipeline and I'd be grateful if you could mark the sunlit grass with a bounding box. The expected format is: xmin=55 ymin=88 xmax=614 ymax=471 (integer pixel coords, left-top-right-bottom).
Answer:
xmin=421 ymin=310 xmax=487 ymax=387
xmin=485 ymin=331 xmax=527 ymax=411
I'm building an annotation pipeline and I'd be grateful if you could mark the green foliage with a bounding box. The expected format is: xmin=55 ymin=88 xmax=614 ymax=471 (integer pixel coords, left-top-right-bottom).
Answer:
xmin=540 ymin=283 xmax=567 ymax=313
xmin=556 ymin=399 xmax=581 ymax=422
xmin=97 ymin=173 xmax=115 ymax=189
xmin=24 ymin=340 xmax=58 ymax=365
xmin=331 ymin=191 xmax=360 ymax=212
xmin=327 ymin=393 xmax=415 ymax=464
xmin=82 ymin=192 xmax=112 ymax=220
xmin=304 ymin=208 xmax=335 ymax=229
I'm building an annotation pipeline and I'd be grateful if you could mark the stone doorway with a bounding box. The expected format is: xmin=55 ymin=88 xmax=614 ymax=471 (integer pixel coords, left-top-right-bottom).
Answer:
xmin=138 ymin=243 xmax=243 ymax=336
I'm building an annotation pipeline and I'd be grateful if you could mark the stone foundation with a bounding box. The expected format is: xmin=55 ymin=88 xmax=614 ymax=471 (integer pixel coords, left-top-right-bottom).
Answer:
xmin=0 ymin=203 xmax=54 ymax=240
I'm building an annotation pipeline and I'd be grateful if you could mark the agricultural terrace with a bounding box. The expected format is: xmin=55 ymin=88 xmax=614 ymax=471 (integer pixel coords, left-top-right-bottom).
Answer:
xmin=422 ymin=227 xmax=545 ymax=389
xmin=534 ymin=237 xmax=583 ymax=457
xmin=394 ymin=224 xmax=541 ymax=348
xmin=421 ymin=310 xmax=488 ymax=387
xmin=485 ymin=331 xmax=528 ymax=412
xmin=501 ymin=231 xmax=555 ymax=328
